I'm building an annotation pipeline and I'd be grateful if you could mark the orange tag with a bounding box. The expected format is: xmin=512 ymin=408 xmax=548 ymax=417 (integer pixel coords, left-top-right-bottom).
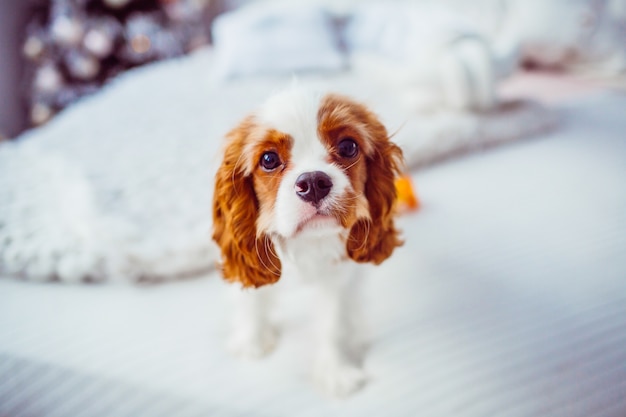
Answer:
xmin=395 ymin=175 xmax=420 ymax=213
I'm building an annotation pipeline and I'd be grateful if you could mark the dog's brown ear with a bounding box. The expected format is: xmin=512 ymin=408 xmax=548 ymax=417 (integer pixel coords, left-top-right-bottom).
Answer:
xmin=346 ymin=108 xmax=404 ymax=264
xmin=212 ymin=120 xmax=281 ymax=288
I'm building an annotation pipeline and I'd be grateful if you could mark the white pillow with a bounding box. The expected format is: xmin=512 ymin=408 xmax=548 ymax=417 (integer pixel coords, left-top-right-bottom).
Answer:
xmin=211 ymin=3 xmax=345 ymax=78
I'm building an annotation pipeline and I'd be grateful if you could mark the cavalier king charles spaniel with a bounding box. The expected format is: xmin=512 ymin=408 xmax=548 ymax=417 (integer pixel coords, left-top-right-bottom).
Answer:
xmin=212 ymin=87 xmax=403 ymax=397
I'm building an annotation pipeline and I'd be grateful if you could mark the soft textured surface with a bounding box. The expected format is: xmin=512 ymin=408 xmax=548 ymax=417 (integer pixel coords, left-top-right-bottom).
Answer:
xmin=212 ymin=3 xmax=345 ymax=78
xmin=1 ymin=92 xmax=625 ymax=416
xmin=0 ymin=48 xmax=555 ymax=283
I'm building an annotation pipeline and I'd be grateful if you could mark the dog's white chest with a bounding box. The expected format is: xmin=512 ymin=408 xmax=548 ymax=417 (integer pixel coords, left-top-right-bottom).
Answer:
xmin=275 ymin=231 xmax=350 ymax=284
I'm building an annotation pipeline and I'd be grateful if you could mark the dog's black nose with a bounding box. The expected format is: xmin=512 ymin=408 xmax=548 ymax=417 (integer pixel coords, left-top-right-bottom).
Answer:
xmin=295 ymin=171 xmax=333 ymax=205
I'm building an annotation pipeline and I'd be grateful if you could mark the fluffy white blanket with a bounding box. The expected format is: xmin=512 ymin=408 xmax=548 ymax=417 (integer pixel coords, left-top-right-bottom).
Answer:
xmin=0 ymin=49 xmax=555 ymax=283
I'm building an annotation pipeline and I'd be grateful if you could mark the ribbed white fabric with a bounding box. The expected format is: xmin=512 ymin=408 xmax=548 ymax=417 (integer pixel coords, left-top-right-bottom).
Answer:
xmin=1 ymin=93 xmax=624 ymax=416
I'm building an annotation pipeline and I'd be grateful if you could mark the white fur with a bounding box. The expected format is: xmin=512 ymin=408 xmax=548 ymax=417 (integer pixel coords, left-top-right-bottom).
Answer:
xmin=228 ymin=88 xmax=368 ymax=397
xmin=256 ymin=88 xmax=354 ymax=239
xmin=229 ymin=233 xmax=367 ymax=398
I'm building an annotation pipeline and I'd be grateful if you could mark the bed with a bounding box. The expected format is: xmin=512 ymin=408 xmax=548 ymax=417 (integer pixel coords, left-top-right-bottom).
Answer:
xmin=1 ymin=45 xmax=625 ymax=415
xmin=2 ymin=0 xmax=626 ymax=410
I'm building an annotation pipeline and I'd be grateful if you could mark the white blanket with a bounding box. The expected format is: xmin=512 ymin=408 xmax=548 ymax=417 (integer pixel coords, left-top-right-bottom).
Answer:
xmin=212 ymin=3 xmax=346 ymax=78
xmin=0 ymin=48 xmax=554 ymax=283
xmin=1 ymin=92 xmax=624 ymax=416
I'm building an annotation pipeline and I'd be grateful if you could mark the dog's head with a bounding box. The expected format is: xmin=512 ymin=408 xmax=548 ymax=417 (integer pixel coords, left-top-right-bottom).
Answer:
xmin=212 ymin=88 xmax=403 ymax=287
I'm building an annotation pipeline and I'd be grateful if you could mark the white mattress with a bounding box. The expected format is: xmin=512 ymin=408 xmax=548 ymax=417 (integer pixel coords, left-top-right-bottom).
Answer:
xmin=1 ymin=92 xmax=625 ymax=416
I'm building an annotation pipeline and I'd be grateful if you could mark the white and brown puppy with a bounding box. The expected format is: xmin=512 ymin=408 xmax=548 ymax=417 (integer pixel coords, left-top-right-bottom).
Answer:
xmin=212 ymin=87 xmax=403 ymax=397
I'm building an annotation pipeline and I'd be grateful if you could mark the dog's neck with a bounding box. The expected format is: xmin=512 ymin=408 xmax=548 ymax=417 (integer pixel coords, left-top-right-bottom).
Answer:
xmin=274 ymin=228 xmax=351 ymax=283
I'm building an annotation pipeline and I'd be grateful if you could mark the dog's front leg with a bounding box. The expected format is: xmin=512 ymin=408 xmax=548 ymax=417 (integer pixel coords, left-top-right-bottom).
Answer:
xmin=313 ymin=269 xmax=367 ymax=397
xmin=227 ymin=284 xmax=278 ymax=359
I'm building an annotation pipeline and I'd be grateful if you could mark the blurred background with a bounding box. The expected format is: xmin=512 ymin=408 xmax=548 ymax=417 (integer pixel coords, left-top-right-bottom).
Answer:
xmin=0 ymin=0 xmax=217 ymax=138
xmin=1 ymin=0 xmax=625 ymax=139
xmin=0 ymin=1 xmax=625 ymax=416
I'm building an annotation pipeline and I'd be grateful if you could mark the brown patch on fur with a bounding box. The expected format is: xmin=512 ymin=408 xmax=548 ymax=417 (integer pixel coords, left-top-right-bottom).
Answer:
xmin=212 ymin=118 xmax=287 ymax=288
xmin=317 ymin=95 xmax=369 ymax=229
xmin=319 ymin=94 xmax=404 ymax=264
xmin=250 ymin=130 xmax=293 ymax=235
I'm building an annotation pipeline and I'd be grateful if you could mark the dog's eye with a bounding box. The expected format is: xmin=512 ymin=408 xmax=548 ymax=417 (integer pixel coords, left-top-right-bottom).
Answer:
xmin=338 ymin=138 xmax=358 ymax=158
xmin=260 ymin=151 xmax=281 ymax=171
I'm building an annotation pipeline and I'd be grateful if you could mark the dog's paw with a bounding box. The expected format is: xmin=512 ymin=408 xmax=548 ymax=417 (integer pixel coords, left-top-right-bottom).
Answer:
xmin=314 ymin=358 xmax=367 ymax=398
xmin=227 ymin=326 xmax=278 ymax=360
